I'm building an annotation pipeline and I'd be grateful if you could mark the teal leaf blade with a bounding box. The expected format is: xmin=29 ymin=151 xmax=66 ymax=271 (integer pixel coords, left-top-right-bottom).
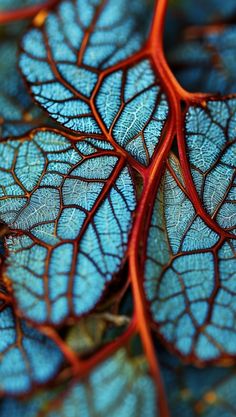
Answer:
xmin=0 ymin=347 xmax=157 ymax=417
xmin=19 ymin=0 xmax=169 ymax=166
xmin=169 ymin=25 xmax=236 ymax=95
xmin=0 ymin=24 xmax=50 ymax=140
xmin=20 ymin=0 xmax=152 ymax=71
xmin=161 ymin=348 xmax=236 ymax=417
xmin=0 ymin=129 xmax=136 ymax=324
xmin=96 ymin=60 xmax=169 ymax=166
xmin=0 ymin=304 xmax=63 ymax=395
xmin=185 ymin=98 xmax=236 ymax=235
xmin=144 ymin=154 xmax=236 ymax=363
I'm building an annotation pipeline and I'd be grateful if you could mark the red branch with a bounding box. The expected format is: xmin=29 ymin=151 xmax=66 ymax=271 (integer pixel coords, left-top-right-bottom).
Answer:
xmin=0 ymin=0 xmax=59 ymax=24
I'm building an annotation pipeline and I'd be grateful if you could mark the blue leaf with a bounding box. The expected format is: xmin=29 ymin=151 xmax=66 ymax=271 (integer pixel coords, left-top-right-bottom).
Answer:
xmin=20 ymin=0 xmax=152 ymax=69
xmin=186 ymin=99 xmax=236 ymax=234
xmin=161 ymin=348 xmax=236 ymax=417
xmin=0 ymin=305 xmax=63 ymax=395
xmin=0 ymin=28 xmax=48 ymax=139
xmin=0 ymin=348 xmax=157 ymax=416
xmin=0 ymin=129 xmax=136 ymax=324
xmin=96 ymin=60 xmax=169 ymax=165
xmin=19 ymin=0 xmax=169 ymax=165
xmin=144 ymin=155 xmax=236 ymax=361
xmin=169 ymin=25 xmax=236 ymax=94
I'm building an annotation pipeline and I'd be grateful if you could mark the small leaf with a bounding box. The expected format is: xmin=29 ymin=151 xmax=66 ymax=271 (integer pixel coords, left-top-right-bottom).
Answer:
xmin=0 ymin=129 xmax=136 ymax=324
xmin=20 ymin=0 xmax=152 ymax=71
xmin=96 ymin=60 xmax=169 ymax=165
xmin=0 ymin=25 xmax=48 ymax=139
xmin=186 ymin=98 xmax=236 ymax=234
xmin=0 ymin=305 xmax=63 ymax=394
xmin=0 ymin=389 xmax=58 ymax=416
xmin=144 ymin=155 xmax=236 ymax=362
xmin=0 ymin=347 xmax=157 ymax=417
xmin=19 ymin=0 xmax=169 ymax=165
xmin=169 ymin=25 xmax=236 ymax=94
xmin=161 ymin=348 xmax=236 ymax=417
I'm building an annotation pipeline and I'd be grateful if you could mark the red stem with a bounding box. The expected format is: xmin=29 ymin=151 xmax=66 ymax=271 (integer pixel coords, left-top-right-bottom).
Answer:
xmin=39 ymin=318 xmax=137 ymax=378
xmin=0 ymin=0 xmax=59 ymax=24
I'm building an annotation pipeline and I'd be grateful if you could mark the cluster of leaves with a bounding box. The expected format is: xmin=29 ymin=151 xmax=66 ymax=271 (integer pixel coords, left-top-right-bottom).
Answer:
xmin=0 ymin=0 xmax=235 ymax=416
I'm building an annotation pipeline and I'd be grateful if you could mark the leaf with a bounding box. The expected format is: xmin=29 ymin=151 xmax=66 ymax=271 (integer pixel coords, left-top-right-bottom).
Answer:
xmin=161 ymin=348 xmax=236 ymax=417
xmin=0 ymin=24 xmax=47 ymax=139
xmin=0 ymin=304 xmax=63 ymax=394
xmin=20 ymin=0 xmax=152 ymax=71
xmin=0 ymin=391 xmax=57 ymax=417
xmin=0 ymin=347 xmax=157 ymax=417
xmin=0 ymin=129 xmax=136 ymax=324
xmin=168 ymin=25 xmax=236 ymax=94
xmin=185 ymin=98 xmax=236 ymax=234
xmin=144 ymin=154 xmax=236 ymax=362
xmin=19 ymin=0 xmax=169 ymax=165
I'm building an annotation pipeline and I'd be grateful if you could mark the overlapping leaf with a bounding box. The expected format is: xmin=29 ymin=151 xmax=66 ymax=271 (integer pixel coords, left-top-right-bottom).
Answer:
xmin=169 ymin=25 xmax=236 ymax=94
xmin=20 ymin=0 xmax=152 ymax=71
xmin=19 ymin=0 xmax=169 ymax=166
xmin=161 ymin=349 xmax=236 ymax=417
xmin=0 ymin=347 xmax=157 ymax=417
xmin=144 ymin=153 xmax=236 ymax=362
xmin=0 ymin=302 xmax=63 ymax=394
xmin=0 ymin=24 xmax=48 ymax=139
xmin=186 ymin=99 xmax=236 ymax=235
xmin=0 ymin=129 xmax=136 ymax=324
